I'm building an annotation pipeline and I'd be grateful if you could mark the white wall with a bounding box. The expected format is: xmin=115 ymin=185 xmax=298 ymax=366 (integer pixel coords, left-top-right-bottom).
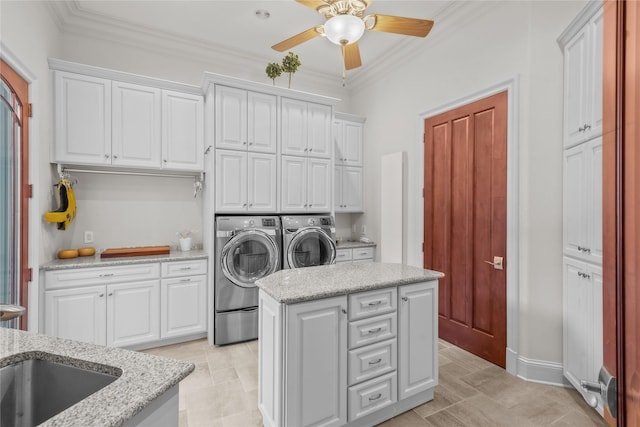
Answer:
xmin=348 ymin=1 xmax=586 ymax=364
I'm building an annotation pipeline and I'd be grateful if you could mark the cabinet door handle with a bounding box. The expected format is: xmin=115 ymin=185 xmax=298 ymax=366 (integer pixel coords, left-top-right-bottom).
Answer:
xmin=367 ymin=300 xmax=382 ymax=306
xmin=309 ymin=148 xmax=313 ymax=152
xmin=368 ymin=393 xmax=382 ymax=401
xmin=402 ymin=296 xmax=408 ymax=302
xmin=304 ymin=148 xmax=308 ymax=152
xmin=367 ymin=327 xmax=382 ymax=334
xmin=163 ymin=159 xmax=167 ymax=163
xmin=341 ymin=308 xmax=347 ymax=314
xmin=108 ymin=292 xmax=113 ymax=296
xmin=104 ymin=154 xmax=110 ymax=159
xmin=243 ymin=141 xmax=247 ymax=145
xmin=99 ymin=293 xmax=105 ymax=298
xmin=368 ymin=358 xmax=382 ymax=365
xmin=309 ymin=204 xmax=313 ymax=207
xmin=248 ymin=142 xmax=254 ymax=145
xmin=584 ymin=124 xmax=591 ymax=131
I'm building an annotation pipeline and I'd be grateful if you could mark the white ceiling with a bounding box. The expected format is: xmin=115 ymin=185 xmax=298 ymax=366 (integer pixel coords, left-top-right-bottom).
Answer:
xmin=55 ymin=1 xmax=452 ymax=81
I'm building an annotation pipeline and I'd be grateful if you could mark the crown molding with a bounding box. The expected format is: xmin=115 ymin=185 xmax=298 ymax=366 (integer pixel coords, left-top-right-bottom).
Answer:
xmin=345 ymin=0 xmax=500 ymax=94
xmin=47 ymin=0 xmax=346 ymax=94
xmin=557 ymin=0 xmax=602 ymax=48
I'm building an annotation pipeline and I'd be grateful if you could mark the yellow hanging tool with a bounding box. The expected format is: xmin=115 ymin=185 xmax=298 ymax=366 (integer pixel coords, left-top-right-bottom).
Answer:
xmin=44 ymin=179 xmax=76 ymax=230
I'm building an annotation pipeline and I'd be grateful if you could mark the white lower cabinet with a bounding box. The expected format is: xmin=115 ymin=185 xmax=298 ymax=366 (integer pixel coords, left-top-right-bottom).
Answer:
xmin=43 ymin=259 xmax=207 ymax=348
xmin=336 ymin=247 xmax=375 ymax=264
xmin=258 ymin=280 xmax=437 ymax=427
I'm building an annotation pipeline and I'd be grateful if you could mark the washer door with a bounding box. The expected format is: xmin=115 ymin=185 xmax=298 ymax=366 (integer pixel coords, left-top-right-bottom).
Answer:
xmin=287 ymin=227 xmax=336 ymax=268
xmin=221 ymin=230 xmax=280 ymax=288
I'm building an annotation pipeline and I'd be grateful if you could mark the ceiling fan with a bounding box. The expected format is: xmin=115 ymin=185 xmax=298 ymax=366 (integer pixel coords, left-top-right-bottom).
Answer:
xmin=272 ymin=0 xmax=435 ymax=71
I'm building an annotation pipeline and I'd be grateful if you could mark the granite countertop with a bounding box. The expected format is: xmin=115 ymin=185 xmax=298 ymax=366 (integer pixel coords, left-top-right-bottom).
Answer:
xmin=41 ymin=250 xmax=208 ymax=271
xmin=335 ymin=240 xmax=377 ymax=249
xmin=0 ymin=328 xmax=194 ymax=427
xmin=256 ymin=262 xmax=444 ymax=304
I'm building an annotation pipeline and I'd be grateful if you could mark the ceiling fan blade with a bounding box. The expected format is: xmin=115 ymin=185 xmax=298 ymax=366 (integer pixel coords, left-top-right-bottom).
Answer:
xmin=342 ymin=42 xmax=362 ymax=70
xmin=295 ymin=0 xmax=330 ymax=12
xmin=369 ymin=14 xmax=434 ymax=38
xmin=272 ymin=26 xmax=322 ymax=52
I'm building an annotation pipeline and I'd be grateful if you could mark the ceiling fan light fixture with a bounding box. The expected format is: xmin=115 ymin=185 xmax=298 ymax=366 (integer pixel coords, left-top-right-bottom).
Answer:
xmin=324 ymin=15 xmax=365 ymax=46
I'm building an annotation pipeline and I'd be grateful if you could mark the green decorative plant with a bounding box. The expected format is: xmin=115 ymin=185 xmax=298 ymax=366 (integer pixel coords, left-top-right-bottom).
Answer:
xmin=281 ymin=52 xmax=301 ymax=88
xmin=265 ymin=62 xmax=282 ymax=86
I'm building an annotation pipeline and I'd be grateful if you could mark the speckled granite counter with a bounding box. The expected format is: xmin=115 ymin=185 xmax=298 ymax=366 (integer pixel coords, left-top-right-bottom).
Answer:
xmin=256 ymin=262 xmax=444 ymax=304
xmin=335 ymin=240 xmax=377 ymax=249
xmin=0 ymin=328 xmax=194 ymax=426
xmin=41 ymin=250 xmax=207 ymax=271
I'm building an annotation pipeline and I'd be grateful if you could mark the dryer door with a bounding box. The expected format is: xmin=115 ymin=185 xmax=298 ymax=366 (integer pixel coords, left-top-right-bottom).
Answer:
xmin=221 ymin=230 xmax=280 ymax=288
xmin=287 ymin=227 xmax=337 ymax=268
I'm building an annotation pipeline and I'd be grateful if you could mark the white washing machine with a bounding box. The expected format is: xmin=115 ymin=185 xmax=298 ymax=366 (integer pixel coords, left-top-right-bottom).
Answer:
xmin=214 ymin=216 xmax=281 ymax=345
xmin=281 ymin=215 xmax=336 ymax=269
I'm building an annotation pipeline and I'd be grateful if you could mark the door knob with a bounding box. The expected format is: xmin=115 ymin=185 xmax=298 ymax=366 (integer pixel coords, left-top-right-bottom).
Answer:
xmin=483 ymin=256 xmax=504 ymax=270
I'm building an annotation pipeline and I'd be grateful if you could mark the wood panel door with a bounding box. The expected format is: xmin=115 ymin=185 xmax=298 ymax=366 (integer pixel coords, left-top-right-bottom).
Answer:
xmin=423 ymin=91 xmax=508 ymax=367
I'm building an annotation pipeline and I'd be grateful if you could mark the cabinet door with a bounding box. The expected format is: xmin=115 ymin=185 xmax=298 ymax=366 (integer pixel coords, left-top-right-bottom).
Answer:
xmin=307 ymin=103 xmax=332 ymax=158
xmin=248 ymin=153 xmax=277 ymax=212
xmin=45 ymin=286 xmax=107 ymax=345
xmin=248 ymin=92 xmax=277 ymax=153
xmin=334 ymin=120 xmax=345 ymax=165
xmin=308 ymin=158 xmax=331 ymax=212
xmin=54 ymin=72 xmax=111 ymax=165
xmin=285 ymin=296 xmax=347 ymax=427
xmin=564 ymin=27 xmax=589 ymax=147
xmin=112 ymin=82 xmax=161 ymax=168
xmin=281 ymin=155 xmax=307 ymax=212
xmin=563 ymin=258 xmax=591 ymax=391
xmin=563 ymin=144 xmax=588 ymax=259
xmin=586 ymin=137 xmax=603 ymax=264
xmin=107 ymin=280 xmax=160 ymax=347
xmin=161 ymin=275 xmax=207 ymax=338
xmin=161 ymin=90 xmax=204 ymax=171
xmin=586 ymin=7 xmax=604 ymax=140
xmin=342 ymin=121 xmax=363 ymax=166
xmin=281 ymin=98 xmax=308 ymax=156
xmin=215 ymin=86 xmax=247 ymax=150
xmin=398 ymin=281 xmax=437 ymax=400
xmin=335 ymin=165 xmax=344 ymax=211
xmin=215 ymin=150 xmax=247 ymax=212
xmin=342 ymin=166 xmax=363 ymax=212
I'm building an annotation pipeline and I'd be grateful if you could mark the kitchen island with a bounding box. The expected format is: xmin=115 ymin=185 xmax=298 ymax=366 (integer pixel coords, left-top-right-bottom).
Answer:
xmin=0 ymin=328 xmax=193 ymax=426
xmin=256 ymin=262 xmax=443 ymax=427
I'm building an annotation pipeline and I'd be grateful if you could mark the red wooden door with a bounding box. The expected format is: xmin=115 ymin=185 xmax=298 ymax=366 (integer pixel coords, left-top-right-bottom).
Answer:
xmin=423 ymin=91 xmax=508 ymax=367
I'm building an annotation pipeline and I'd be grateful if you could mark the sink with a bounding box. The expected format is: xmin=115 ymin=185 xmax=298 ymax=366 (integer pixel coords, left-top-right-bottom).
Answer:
xmin=0 ymin=357 xmax=120 ymax=427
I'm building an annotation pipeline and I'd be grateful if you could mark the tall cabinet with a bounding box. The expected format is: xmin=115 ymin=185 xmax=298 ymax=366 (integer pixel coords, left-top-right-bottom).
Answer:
xmin=558 ymin=1 xmax=603 ymax=415
xmin=334 ymin=113 xmax=365 ymax=213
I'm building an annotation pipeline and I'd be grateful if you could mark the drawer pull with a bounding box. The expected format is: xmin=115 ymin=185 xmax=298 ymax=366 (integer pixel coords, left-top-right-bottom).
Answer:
xmin=179 ymin=266 xmax=192 ymax=271
xmin=180 ymin=278 xmax=192 ymax=282
xmin=368 ymin=358 xmax=382 ymax=365
xmin=99 ymin=273 xmax=114 ymax=278
xmin=367 ymin=327 xmax=382 ymax=334
xmin=368 ymin=393 xmax=382 ymax=401
xmin=367 ymin=301 xmax=382 ymax=307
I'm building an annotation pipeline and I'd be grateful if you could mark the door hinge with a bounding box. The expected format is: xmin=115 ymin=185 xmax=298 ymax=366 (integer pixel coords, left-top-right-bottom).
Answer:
xmin=422 ymin=242 xmax=424 ymax=252
xmin=27 ymin=184 xmax=33 ymax=198
xmin=27 ymin=103 xmax=33 ymax=118
xmin=422 ymin=188 xmax=424 ymax=198
xmin=27 ymin=268 xmax=33 ymax=282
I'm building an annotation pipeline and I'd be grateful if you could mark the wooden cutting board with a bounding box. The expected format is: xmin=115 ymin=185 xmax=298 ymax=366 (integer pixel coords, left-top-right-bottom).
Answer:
xmin=100 ymin=245 xmax=171 ymax=259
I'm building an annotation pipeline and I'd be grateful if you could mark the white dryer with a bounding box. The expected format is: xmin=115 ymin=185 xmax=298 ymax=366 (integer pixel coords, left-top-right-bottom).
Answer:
xmin=281 ymin=215 xmax=336 ymax=269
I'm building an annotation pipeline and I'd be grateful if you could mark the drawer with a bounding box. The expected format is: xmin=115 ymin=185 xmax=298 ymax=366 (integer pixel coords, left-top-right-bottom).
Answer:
xmin=349 ymin=312 xmax=396 ymax=349
xmin=45 ymin=263 xmax=160 ymax=290
xmin=348 ymin=371 xmax=397 ymax=422
xmin=349 ymin=288 xmax=396 ymax=321
xmin=352 ymin=247 xmax=374 ymax=260
xmin=335 ymin=249 xmax=353 ymax=263
xmin=161 ymin=259 xmax=207 ymax=278
xmin=348 ymin=339 xmax=397 ymax=386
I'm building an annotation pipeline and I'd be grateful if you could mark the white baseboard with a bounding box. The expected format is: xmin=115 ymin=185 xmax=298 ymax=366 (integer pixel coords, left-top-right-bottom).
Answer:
xmin=513 ymin=353 xmax=572 ymax=387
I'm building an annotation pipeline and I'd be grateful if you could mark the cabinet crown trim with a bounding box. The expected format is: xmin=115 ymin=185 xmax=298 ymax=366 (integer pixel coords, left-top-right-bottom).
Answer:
xmin=335 ymin=112 xmax=366 ymax=123
xmin=49 ymin=58 xmax=202 ymax=95
xmin=556 ymin=0 xmax=603 ymax=48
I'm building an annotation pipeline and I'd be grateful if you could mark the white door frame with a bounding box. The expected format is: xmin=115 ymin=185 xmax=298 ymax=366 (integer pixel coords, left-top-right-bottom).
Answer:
xmin=416 ymin=77 xmax=520 ymax=375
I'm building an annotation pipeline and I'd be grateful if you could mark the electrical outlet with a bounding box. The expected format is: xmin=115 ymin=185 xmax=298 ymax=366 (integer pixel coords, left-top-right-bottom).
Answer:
xmin=84 ymin=231 xmax=94 ymax=244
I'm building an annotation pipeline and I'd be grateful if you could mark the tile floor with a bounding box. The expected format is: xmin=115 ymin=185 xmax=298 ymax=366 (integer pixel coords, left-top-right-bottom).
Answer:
xmin=142 ymin=338 xmax=605 ymax=427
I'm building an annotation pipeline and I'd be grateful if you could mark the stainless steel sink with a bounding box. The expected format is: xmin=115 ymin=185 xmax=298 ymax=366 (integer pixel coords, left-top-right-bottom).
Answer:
xmin=0 ymin=358 xmax=120 ymax=427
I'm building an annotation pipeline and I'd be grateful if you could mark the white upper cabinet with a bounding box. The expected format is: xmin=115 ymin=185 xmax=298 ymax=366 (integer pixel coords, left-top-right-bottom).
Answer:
xmin=563 ymin=137 xmax=603 ymax=265
xmin=215 ymin=86 xmax=277 ymax=153
xmin=54 ymin=72 xmax=112 ymax=165
xmin=281 ymin=98 xmax=331 ymax=159
xmin=335 ymin=166 xmax=363 ymax=212
xmin=215 ymin=149 xmax=276 ymax=213
xmin=112 ymin=82 xmax=161 ymax=168
xmin=52 ymin=64 xmax=204 ymax=172
xmin=334 ymin=118 xmax=363 ymax=166
xmin=161 ymin=90 xmax=204 ymax=171
xmin=561 ymin=5 xmax=603 ymax=148
xmin=281 ymin=156 xmax=331 ymax=213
